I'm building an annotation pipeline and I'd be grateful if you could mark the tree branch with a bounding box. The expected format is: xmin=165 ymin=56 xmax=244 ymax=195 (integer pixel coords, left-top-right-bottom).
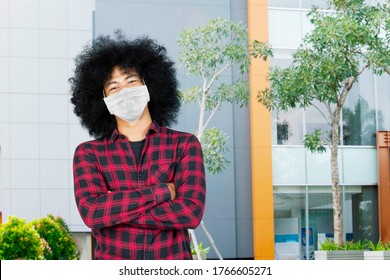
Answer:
xmin=204 ymin=62 xmax=234 ymax=94
xmin=203 ymin=101 xmax=220 ymax=130
xmin=325 ymin=103 xmax=332 ymax=117
xmin=338 ymin=76 xmax=356 ymax=109
xmin=311 ymin=103 xmax=332 ymax=126
xmin=358 ymin=64 xmax=368 ymax=76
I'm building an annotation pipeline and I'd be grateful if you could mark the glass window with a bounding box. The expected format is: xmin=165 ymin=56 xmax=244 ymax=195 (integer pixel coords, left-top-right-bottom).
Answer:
xmin=344 ymin=185 xmax=379 ymax=242
xmin=273 ymin=109 xmax=304 ymax=145
xmin=305 ymin=100 xmax=332 ymax=140
xmin=274 ymin=186 xmax=306 ymax=219
xmin=270 ymin=58 xmax=304 ymax=145
xmin=342 ymin=70 xmax=376 ymax=145
xmin=273 ymin=184 xmax=379 ymax=260
xmin=274 ymin=186 xmax=305 ymax=260
xmin=307 ymin=186 xmax=333 ymax=253
xmin=268 ymin=9 xmax=302 ymax=49
xmin=376 ymin=75 xmax=390 ymax=130
xmin=274 ymin=185 xmax=334 ymax=259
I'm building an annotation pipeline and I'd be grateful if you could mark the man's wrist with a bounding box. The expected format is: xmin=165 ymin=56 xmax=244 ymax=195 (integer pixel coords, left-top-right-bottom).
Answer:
xmin=152 ymin=183 xmax=172 ymax=203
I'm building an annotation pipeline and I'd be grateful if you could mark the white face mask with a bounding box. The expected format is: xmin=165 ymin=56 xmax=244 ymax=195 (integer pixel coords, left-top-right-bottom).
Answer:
xmin=103 ymin=85 xmax=150 ymax=124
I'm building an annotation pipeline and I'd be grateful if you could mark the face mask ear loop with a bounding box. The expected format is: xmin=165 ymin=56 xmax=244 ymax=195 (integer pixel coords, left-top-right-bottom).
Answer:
xmin=102 ymin=90 xmax=106 ymax=98
xmin=142 ymin=78 xmax=146 ymax=85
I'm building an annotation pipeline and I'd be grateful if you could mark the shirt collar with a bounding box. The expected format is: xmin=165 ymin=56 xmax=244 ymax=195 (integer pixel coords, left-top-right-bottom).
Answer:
xmin=110 ymin=120 xmax=161 ymax=141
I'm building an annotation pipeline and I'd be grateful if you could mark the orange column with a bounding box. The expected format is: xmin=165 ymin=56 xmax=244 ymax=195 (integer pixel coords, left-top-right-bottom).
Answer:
xmin=248 ymin=0 xmax=274 ymax=259
xmin=376 ymin=131 xmax=390 ymax=242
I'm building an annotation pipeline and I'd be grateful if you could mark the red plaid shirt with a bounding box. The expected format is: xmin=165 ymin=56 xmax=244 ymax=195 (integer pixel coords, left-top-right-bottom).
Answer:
xmin=73 ymin=121 xmax=206 ymax=259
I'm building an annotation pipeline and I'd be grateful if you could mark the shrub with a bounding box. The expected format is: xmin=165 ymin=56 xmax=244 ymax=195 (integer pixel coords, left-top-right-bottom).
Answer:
xmin=366 ymin=239 xmax=390 ymax=251
xmin=342 ymin=240 xmax=366 ymax=250
xmin=320 ymin=239 xmax=390 ymax=251
xmin=319 ymin=238 xmax=340 ymax=251
xmin=0 ymin=214 xmax=80 ymax=260
xmin=0 ymin=216 xmax=45 ymax=260
xmin=31 ymin=214 xmax=80 ymax=260
xmin=191 ymin=241 xmax=210 ymax=260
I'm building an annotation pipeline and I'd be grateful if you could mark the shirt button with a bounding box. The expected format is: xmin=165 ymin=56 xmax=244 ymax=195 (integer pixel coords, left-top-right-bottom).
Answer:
xmin=138 ymin=173 xmax=142 ymax=178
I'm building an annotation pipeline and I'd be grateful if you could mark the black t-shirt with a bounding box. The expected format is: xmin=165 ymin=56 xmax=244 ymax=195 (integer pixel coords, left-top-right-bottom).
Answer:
xmin=130 ymin=139 xmax=146 ymax=164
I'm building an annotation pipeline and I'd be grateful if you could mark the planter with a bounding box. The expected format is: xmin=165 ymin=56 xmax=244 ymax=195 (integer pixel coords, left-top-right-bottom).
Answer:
xmin=364 ymin=251 xmax=390 ymax=260
xmin=314 ymin=250 xmax=364 ymax=260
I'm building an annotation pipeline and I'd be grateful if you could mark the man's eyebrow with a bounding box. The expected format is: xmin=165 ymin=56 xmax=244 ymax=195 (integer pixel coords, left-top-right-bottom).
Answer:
xmin=104 ymin=80 xmax=118 ymax=88
xmin=124 ymin=73 xmax=139 ymax=79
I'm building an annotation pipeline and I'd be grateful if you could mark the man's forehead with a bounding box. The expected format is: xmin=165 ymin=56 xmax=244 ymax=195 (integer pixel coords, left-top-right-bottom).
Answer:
xmin=112 ymin=65 xmax=138 ymax=74
xmin=107 ymin=67 xmax=139 ymax=81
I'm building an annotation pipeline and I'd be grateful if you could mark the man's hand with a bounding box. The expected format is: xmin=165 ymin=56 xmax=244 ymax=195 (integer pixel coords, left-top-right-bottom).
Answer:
xmin=166 ymin=182 xmax=176 ymax=200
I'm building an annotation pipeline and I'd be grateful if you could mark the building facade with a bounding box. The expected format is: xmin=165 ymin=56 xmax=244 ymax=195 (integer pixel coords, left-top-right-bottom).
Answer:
xmin=250 ymin=0 xmax=389 ymax=259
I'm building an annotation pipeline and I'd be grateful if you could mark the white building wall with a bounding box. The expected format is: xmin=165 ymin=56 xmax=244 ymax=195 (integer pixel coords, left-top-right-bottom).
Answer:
xmin=0 ymin=0 xmax=95 ymax=235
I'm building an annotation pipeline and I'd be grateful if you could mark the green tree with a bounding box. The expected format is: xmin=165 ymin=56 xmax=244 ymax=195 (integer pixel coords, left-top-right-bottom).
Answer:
xmin=178 ymin=17 xmax=272 ymax=174
xmin=178 ymin=16 xmax=272 ymax=259
xmin=258 ymin=0 xmax=389 ymax=246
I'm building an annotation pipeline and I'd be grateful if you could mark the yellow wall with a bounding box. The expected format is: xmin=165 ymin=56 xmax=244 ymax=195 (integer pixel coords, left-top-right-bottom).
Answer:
xmin=247 ymin=0 xmax=275 ymax=259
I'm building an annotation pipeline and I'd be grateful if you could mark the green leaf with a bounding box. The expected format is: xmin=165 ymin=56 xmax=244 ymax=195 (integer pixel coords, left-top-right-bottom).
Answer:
xmin=304 ymin=129 xmax=327 ymax=154
xmin=199 ymin=127 xmax=230 ymax=174
xmin=179 ymin=86 xmax=202 ymax=105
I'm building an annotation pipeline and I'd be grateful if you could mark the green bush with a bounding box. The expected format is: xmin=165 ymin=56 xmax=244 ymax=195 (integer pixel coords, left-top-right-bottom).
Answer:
xmin=366 ymin=239 xmax=390 ymax=251
xmin=319 ymin=238 xmax=340 ymax=251
xmin=342 ymin=240 xmax=366 ymax=250
xmin=191 ymin=242 xmax=210 ymax=260
xmin=0 ymin=216 xmax=45 ymax=260
xmin=31 ymin=214 xmax=80 ymax=260
xmin=320 ymin=239 xmax=366 ymax=250
xmin=0 ymin=215 xmax=80 ymax=260
xmin=320 ymin=239 xmax=390 ymax=251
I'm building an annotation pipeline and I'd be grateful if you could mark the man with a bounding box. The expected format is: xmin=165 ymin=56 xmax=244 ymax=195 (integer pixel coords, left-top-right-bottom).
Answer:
xmin=69 ymin=33 xmax=206 ymax=260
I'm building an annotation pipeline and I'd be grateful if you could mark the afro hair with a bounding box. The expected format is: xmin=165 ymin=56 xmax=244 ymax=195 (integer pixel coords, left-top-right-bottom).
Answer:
xmin=69 ymin=32 xmax=181 ymax=139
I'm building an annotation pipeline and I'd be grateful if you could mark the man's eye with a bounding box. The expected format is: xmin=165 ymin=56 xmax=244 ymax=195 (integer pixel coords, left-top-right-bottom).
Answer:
xmin=109 ymin=87 xmax=118 ymax=92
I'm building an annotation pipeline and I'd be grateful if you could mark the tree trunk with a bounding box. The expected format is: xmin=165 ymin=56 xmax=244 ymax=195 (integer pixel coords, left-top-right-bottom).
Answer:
xmin=330 ymin=76 xmax=355 ymax=245
xmin=331 ymin=109 xmax=343 ymax=246
xmin=197 ymin=89 xmax=207 ymax=141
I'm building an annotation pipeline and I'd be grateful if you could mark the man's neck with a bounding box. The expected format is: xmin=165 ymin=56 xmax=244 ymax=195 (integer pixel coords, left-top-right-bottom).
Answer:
xmin=116 ymin=115 xmax=152 ymax=142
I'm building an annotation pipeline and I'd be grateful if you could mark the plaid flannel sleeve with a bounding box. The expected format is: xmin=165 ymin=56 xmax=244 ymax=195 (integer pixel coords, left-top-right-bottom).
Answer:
xmin=128 ymin=135 xmax=206 ymax=230
xmin=73 ymin=143 xmax=172 ymax=229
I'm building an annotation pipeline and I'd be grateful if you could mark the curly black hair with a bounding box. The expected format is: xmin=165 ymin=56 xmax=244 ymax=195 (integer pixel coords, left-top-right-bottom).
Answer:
xmin=69 ymin=32 xmax=181 ymax=139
